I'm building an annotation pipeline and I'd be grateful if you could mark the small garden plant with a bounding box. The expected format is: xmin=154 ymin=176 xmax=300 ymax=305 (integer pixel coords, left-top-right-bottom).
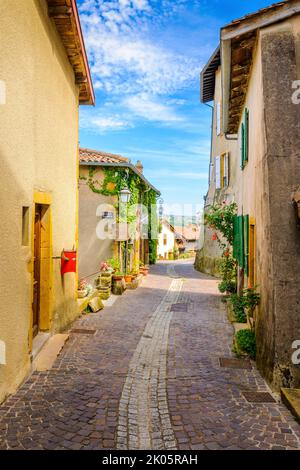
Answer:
xmin=234 ymin=329 xmax=256 ymax=359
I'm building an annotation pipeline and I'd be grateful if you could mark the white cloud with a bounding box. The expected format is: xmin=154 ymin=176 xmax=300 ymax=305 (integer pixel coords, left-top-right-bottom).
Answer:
xmin=78 ymin=0 xmax=201 ymax=130
xmin=80 ymin=111 xmax=132 ymax=132
xmin=123 ymin=93 xmax=183 ymax=122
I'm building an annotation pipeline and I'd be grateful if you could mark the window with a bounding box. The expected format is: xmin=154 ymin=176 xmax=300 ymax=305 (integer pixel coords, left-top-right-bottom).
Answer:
xmin=248 ymin=219 xmax=256 ymax=288
xmin=22 ymin=206 xmax=30 ymax=246
xmin=233 ymin=214 xmax=251 ymax=278
xmin=222 ymin=153 xmax=229 ymax=188
xmin=244 ymin=214 xmax=249 ymax=276
xmin=215 ymin=153 xmax=229 ymax=189
xmin=233 ymin=215 xmax=244 ymax=268
xmin=163 ymin=234 xmax=167 ymax=246
xmin=216 ymin=101 xmax=221 ymax=136
xmin=241 ymin=108 xmax=249 ymax=169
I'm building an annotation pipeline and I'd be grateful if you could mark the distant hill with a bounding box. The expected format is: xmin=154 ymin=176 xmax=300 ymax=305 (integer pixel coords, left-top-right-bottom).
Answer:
xmin=165 ymin=215 xmax=200 ymax=228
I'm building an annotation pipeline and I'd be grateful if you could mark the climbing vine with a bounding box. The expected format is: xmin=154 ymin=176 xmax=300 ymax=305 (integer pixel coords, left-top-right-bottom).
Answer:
xmin=81 ymin=166 xmax=159 ymax=264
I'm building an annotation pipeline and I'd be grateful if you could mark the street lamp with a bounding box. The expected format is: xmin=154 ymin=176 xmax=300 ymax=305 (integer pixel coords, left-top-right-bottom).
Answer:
xmin=119 ymin=187 xmax=131 ymax=204
xmin=119 ymin=187 xmax=132 ymax=275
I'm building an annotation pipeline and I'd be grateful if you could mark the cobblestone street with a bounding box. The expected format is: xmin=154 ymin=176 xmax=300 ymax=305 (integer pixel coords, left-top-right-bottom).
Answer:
xmin=0 ymin=260 xmax=300 ymax=450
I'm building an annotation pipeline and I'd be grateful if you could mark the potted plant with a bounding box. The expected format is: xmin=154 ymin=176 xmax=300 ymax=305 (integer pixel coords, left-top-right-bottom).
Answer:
xmin=112 ymin=271 xmax=124 ymax=281
xmin=77 ymin=278 xmax=88 ymax=298
xmin=112 ymin=271 xmax=126 ymax=295
xmin=107 ymin=257 xmax=120 ymax=273
xmin=139 ymin=261 xmax=149 ymax=276
xmin=124 ymin=273 xmax=133 ymax=284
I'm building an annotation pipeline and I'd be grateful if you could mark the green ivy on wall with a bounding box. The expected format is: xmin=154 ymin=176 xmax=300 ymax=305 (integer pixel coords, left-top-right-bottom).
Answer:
xmin=82 ymin=166 xmax=159 ymax=264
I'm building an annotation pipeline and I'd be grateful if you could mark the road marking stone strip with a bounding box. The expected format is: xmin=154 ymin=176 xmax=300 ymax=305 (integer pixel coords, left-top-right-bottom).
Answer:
xmin=117 ymin=278 xmax=183 ymax=450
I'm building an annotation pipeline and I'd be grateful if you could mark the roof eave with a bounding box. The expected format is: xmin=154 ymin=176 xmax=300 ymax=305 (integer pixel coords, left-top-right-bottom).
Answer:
xmin=200 ymin=46 xmax=221 ymax=103
xmin=70 ymin=0 xmax=95 ymax=106
xmin=221 ymin=0 xmax=300 ymax=134
xmin=47 ymin=0 xmax=95 ymax=106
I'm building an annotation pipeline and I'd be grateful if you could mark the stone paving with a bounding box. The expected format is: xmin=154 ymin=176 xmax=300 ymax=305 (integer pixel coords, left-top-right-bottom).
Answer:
xmin=0 ymin=260 xmax=300 ymax=450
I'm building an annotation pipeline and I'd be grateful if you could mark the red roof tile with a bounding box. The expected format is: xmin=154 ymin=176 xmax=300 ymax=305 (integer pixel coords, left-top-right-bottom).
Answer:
xmin=174 ymin=225 xmax=200 ymax=241
xmin=79 ymin=148 xmax=129 ymax=164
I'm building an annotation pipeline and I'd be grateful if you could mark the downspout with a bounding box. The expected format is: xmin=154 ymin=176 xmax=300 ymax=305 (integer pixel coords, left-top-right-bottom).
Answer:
xmin=204 ymin=102 xmax=214 ymax=189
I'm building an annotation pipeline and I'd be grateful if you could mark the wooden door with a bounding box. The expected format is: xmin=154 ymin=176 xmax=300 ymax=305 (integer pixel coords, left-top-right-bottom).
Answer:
xmin=32 ymin=205 xmax=42 ymax=337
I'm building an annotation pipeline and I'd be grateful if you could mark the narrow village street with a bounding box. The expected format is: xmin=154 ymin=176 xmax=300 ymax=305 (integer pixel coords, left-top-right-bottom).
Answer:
xmin=0 ymin=260 xmax=300 ymax=451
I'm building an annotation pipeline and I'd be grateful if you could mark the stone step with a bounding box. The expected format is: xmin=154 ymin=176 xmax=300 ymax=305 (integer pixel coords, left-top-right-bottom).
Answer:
xmin=281 ymin=388 xmax=300 ymax=424
xmin=33 ymin=334 xmax=69 ymax=371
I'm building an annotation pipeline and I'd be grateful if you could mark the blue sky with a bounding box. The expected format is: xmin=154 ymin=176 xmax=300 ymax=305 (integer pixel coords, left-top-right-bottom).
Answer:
xmin=78 ymin=0 xmax=272 ymax=216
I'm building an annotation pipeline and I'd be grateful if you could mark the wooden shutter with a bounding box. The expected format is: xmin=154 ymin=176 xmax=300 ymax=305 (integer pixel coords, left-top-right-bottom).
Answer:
xmin=233 ymin=215 xmax=244 ymax=268
xmin=244 ymin=109 xmax=249 ymax=164
xmin=241 ymin=123 xmax=245 ymax=169
xmin=216 ymin=102 xmax=221 ymax=136
xmin=244 ymin=215 xmax=249 ymax=276
xmin=224 ymin=153 xmax=229 ymax=187
xmin=215 ymin=156 xmax=221 ymax=189
xmin=233 ymin=216 xmax=239 ymax=261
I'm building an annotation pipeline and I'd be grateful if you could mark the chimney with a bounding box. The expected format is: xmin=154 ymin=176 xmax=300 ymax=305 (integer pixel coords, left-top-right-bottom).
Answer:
xmin=135 ymin=160 xmax=143 ymax=173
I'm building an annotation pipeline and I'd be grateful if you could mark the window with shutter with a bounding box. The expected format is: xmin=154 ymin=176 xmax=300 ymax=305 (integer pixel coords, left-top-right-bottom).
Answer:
xmin=244 ymin=215 xmax=249 ymax=276
xmin=244 ymin=108 xmax=249 ymax=164
xmin=223 ymin=153 xmax=229 ymax=187
xmin=215 ymin=156 xmax=221 ymax=189
xmin=233 ymin=215 xmax=245 ymax=268
xmin=241 ymin=123 xmax=245 ymax=169
xmin=241 ymin=108 xmax=249 ymax=170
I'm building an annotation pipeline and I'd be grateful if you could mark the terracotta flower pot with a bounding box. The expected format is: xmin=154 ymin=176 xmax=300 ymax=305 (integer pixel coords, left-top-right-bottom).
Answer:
xmin=124 ymin=275 xmax=133 ymax=283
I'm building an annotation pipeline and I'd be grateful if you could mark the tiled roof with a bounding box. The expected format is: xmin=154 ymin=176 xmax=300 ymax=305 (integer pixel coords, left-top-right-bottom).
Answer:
xmin=79 ymin=148 xmax=129 ymax=164
xmin=174 ymin=225 xmax=200 ymax=241
xmin=223 ymin=1 xmax=287 ymax=28
xmin=46 ymin=0 xmax=94 ymax=105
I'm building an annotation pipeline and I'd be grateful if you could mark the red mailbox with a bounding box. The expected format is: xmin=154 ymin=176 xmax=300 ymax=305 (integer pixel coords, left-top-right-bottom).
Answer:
xmin=61 ymin=249 xmax=77 ymax=276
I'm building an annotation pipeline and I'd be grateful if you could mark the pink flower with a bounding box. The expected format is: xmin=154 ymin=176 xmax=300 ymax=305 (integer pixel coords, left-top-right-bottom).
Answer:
xmin=100 ymin=262 xmax=109 ymax=272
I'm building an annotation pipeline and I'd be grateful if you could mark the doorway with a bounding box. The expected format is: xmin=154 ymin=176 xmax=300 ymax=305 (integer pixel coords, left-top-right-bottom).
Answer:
xmin=32 ymin=200 xmax=52 ymax=341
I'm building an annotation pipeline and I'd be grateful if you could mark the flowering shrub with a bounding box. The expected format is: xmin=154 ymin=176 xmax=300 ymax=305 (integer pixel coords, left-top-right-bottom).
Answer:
xmin=205 ymin=202 xmax=237 ymax=249
xmin=100 ymin=261 xmax=110 ymax=272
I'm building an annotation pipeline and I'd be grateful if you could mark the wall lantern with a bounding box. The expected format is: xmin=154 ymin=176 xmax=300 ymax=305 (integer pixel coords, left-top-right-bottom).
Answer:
xmin=120 ymin=187 xmax=131 ymax=204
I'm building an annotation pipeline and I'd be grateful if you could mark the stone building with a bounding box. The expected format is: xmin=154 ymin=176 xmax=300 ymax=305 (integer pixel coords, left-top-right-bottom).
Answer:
xmin=0 ymin=0 xmax=94 ymax=403
xmin=157 ymin=220 xmax=177 ymax=260
xmin=196 ymin=0 xmax=300 ymax=390
xmin=79 ymin=148 xmax=160 ymax=282
xmin=194 ymin=46 xmax=237 ymax=277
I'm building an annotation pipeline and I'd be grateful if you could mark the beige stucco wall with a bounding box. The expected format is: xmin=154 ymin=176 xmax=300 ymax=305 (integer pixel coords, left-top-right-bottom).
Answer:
xmin=0 ymin=0 xmax=80 ymax=403
xmin=79 ymin=167 xmax=117 ymax=281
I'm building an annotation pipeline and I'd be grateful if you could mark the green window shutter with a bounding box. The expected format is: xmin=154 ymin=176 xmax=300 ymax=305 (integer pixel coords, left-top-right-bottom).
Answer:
xmin=238 ymin=215 xmax=244 ymax=268
xmin=244 ymin=109 xmax=249 ymax=164
xmin=233 ymin=215 xmax=244 ymax=268
xmin=233 ymin=215 xmax=239 ymax=260
xmin=241 ymin=123 xmax=245 ymax=169
xmin=244 ymin=215 xmax=249 ymax=276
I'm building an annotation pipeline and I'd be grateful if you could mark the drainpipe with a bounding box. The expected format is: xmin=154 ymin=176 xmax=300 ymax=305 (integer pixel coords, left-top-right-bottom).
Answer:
xmin=204 ymin=102 xmax=214 ymax=187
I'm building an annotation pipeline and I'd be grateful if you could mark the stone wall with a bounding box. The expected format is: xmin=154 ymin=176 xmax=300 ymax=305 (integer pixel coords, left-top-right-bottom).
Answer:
xmin=256 ymin=26 xmax=300 ymax=389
